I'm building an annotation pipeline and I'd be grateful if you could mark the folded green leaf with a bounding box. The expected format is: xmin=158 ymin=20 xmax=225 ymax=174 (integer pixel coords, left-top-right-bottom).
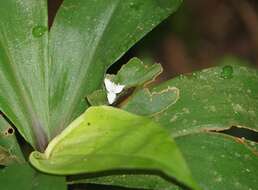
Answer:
xmin=49 ymin=0 xmax=182 ymax=136
xmin=0 ymin=0 xmax=49 ymax=150
xmin=30 ymin=106 xmax=199 ymax=190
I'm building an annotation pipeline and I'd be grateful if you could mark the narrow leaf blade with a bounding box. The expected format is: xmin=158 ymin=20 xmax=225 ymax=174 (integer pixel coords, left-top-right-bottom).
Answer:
xmin=0 ymin=0 xmax=49 ymax=149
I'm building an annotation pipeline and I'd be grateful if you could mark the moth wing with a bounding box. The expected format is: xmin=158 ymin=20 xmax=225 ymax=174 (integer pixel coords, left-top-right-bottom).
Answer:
xmin=104 ymin=78 xmax=116 ymax=92
xmin=113 ymin=84 xmax=125 ymax=94
xmin=107 ymin=92 xmax=116 ymax=104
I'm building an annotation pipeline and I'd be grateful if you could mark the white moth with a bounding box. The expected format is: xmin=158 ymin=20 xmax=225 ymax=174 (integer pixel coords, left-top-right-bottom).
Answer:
xmin=104 ymin=78 xmax=125 ymax=104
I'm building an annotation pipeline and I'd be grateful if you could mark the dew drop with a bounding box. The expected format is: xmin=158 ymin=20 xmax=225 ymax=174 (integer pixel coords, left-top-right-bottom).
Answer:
xmin=32 ymin=25 xmax=47 ymax=38
xmin=221 ymin=65 xmax=233 ymax=79
xmin=129 ymin=2 xmax=141 ymax=11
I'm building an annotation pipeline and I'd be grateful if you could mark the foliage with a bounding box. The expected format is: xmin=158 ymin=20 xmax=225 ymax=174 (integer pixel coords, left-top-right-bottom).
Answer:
xmin=0 ymin=1 xmax=258 ymax=190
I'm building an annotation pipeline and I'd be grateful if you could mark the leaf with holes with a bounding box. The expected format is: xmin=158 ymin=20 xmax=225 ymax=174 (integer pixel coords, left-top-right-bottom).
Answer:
xmin=79 ymin=58 xmax=258 ymax=190
xmin=30 ymin=106 xmax=200 ymax=190
xmin=0 ymin=115 xmax=24 ymax=165
xmin=122 ymin=58 xmax=258 ymax=190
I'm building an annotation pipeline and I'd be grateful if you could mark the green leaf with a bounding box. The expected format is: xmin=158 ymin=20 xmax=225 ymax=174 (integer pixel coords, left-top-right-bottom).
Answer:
xmin=49 ymin=0 xmax=182 ymax=135
xmin=107 ymin=57 xmax=162 ymax=88
xmin=176 ymin=133 xmax=258 ymax=190
xmin=0 ymin=115 xmax=24 ymax=165
xmin=0 ymin=0 xmax=49 ymax=150
xmin=0 ymin=163 xmax=66 ymax=190
xmin=124 ymin=86 xmax=180 ymax=116
xmin=30 ymin=106 xmax=199 ymax=190
xmin=87 ymin=57 xmax=163 ymax=106
xmin=68 ymin=174 xmax=180 ymax=190
xmin=124 ymin=63 xmax=258 ymax=133
xmin=87 ymin=89 xmax=108 ymax=106
xmin=120 ymin=62 xmax=258 ymax=189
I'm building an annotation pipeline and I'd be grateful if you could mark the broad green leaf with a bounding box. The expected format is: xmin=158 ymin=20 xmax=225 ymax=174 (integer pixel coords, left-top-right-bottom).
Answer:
xmin=82 ymin=60 xmax=258 ymax=189
xmin=0 ymin=164 xmax=66 ymax=190
xmin=175 ymin=133 xmax=258 ymax=190
xmin=107 ymin=57 xmax=162 ymax=88
xmin=0 ymin=0 xmax=49 ymax=150
xmin=0 ymin=115 xmax=24 ymax=165
xmin=124 ymin=63 xmax=258 ymax=134
xmin=118 ymin=61 xmax=258 ymax=189
xmin=30 ymin=106 xmax=200 ymax=190
xmin=49 ymin=0 xmax=182 ymax=136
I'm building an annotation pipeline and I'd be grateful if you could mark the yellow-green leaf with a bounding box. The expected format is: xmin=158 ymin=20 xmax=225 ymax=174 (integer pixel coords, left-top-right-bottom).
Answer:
xmin=30 ymin=106 xmax=199 ymax=190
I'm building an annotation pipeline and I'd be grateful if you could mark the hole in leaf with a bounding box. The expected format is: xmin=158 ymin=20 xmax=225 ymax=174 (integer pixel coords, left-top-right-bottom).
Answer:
xmin=7 ymin=127 xmax=14 ymax=134
xmin=3 ymin=127 xmax=14 ymax=136
xmin=0 ymin=111 xmax=33 ymax=161
xmin=209 ymin=126 xmax=258 ymax=142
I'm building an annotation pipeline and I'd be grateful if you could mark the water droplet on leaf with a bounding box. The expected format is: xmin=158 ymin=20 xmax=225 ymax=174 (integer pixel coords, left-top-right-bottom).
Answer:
xmin=129 ymin=2 xmax=142 ymax=10
xmin=32 ymin=25 xmax=47 ymax=37
xmin=221 ymin=65 xmax=233 ymax=79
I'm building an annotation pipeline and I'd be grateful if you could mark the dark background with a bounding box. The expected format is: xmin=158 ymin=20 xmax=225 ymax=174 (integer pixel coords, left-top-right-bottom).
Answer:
xmin=48 ymin=0 xmax=258 ymax=189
